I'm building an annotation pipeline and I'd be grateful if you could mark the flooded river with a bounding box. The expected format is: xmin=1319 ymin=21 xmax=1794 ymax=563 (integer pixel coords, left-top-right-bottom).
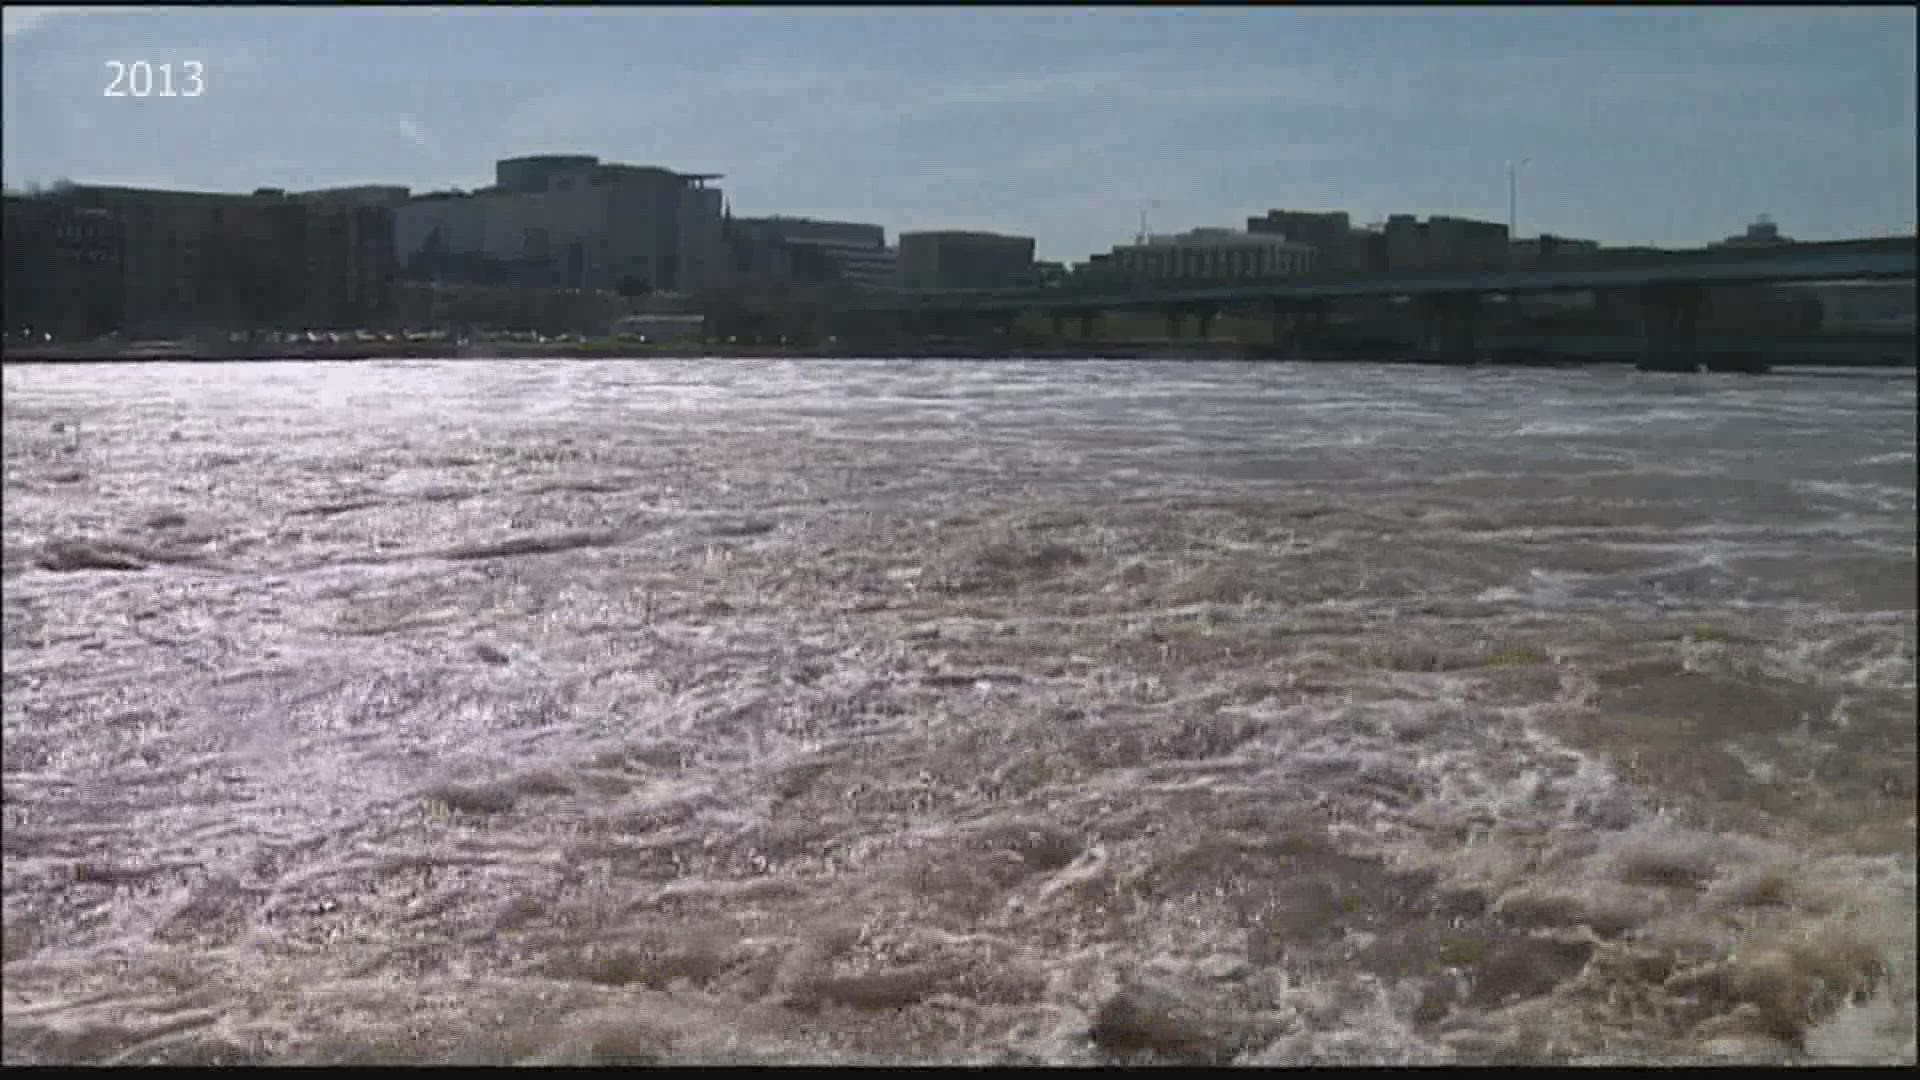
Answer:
xmin=2 ymin=360 xmax=1914 ymax=1064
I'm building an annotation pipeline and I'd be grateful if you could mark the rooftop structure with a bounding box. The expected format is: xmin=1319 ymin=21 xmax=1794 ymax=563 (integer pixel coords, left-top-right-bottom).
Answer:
xmin=1712 ymin=215 xmax=1794 ymax=249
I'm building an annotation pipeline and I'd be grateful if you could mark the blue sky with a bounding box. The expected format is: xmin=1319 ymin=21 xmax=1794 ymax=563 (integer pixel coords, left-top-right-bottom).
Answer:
xmin=4 ymin=5 xmax=1914 ymax=262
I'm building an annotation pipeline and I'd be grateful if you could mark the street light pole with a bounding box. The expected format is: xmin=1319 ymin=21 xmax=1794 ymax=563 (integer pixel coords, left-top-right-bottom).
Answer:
xmin=1137 ymin=199 xmax=1160 ymax=246
xmin=1508 ymin=157 xmax=1530 ymax=239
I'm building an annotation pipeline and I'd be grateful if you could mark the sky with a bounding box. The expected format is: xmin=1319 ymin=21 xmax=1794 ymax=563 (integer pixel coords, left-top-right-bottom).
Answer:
xmin=4 ymin=5 xmax=1915 ymax=263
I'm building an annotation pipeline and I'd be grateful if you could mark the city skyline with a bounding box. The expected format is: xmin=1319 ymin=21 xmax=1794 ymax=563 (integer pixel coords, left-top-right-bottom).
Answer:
xmin=4 ymin=6 xmax=1916 ymax=263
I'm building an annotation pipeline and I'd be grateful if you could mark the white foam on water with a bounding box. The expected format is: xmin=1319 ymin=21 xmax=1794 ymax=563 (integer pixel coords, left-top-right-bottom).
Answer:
xmin=3 ymin=360 xmax=1912 ymax=1066
xmin=1857 ymin=451 xmax=1916 ymax=467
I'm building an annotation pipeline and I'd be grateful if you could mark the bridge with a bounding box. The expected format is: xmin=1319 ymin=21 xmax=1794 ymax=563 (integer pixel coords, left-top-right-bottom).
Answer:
xmin=782 ymin=236 xmax=1917 ymax=370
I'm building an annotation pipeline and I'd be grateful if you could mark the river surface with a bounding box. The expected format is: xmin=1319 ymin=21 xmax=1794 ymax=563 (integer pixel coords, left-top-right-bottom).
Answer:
xmin=2 ymin=360 xmax=1914 ymax=1065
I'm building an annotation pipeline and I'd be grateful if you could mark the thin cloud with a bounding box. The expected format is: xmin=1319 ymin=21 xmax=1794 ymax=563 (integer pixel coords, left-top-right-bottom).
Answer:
xmin=3 ymin=5 xmax=149 ymax=39
xmin=4 ymin=8 xmax=1911 ymax=257
xmin=2 ymin=6 xmax=75 ymax=38
xmin=397 ymin=115 xmax=447 ymax=164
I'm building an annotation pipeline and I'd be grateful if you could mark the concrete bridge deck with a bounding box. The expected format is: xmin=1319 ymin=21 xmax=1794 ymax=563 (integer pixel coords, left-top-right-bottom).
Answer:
xmin=839 ymin=236 xmax=1916 ymax=313
xmin=712 ymin=237 xmax=1914 ymax=372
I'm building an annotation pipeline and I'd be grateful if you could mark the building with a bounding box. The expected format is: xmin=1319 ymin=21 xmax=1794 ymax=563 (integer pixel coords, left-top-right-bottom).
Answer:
xmin=43 ymin=186 xmax=252 ymax=334
xmin=725 ymin=216 xmax=897 ymax=289
xmin=21 ymin=183 xmax=398 ymax=334
xmin=1711 ymin=215 xmax=1794 ymax=249
xmin=494 ymin=155 xmax=602 ymax=197
xmin=1381 ymin=214 xmax=1510 ymax=272
xmin=1246 ymin=209 xmax=1364 ymax=273
xmin=1425 ymin=215 xmax=1511 ymax=271
xmin=897 ymin=230 xmax=1036 ymax=290
xmin=41 ymin=185 xmax=305 ymax=334
xmin=299 ymin=185 xmax=412 ymax=209
xmin=3 ymin=193 xmax=127 ymax=340
xmin=1065 ymin=252 xmax=1126 ymax=289
xmin=1358 ymin=226 xmax=1389 ymax=273
xmin=1383 ymin=215 xmax=1426 ymax=272
xmin=393 ymin=155 xmax=727 ymax=295
xmin=1509 ymin=234 xmax=1603 ymax=268
xmin=297 ymin=196 xmax=399 ymax=329
xmin=1106 ymin=227 xmax=1316 ymax=283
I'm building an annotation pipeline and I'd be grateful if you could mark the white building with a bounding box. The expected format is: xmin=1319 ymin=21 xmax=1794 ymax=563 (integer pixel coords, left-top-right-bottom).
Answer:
xmin=1107 ymin=227 xmax=1316 ymax=282
xmin=1711 ymin=215 xmax=1794 ymax=249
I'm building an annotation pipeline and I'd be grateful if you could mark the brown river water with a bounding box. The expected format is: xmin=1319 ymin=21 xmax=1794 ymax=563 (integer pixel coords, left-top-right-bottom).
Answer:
xmin=2 ymin=359 xmax=1914 ymax=1064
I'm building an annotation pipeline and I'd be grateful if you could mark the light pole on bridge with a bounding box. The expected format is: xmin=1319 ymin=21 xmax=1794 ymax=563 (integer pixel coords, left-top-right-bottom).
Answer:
xmin=1507 ymin=157 xmax=1531 ymax=241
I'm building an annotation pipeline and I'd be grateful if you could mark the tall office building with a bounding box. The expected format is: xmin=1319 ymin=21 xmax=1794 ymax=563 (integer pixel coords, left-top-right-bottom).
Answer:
xmin=22 ymin=184 xmax=397 ymax=334
xmin=3 ymin=193 xmax=126 ymax=339
xmin=393 ymin=155 xmax=727 ymax=294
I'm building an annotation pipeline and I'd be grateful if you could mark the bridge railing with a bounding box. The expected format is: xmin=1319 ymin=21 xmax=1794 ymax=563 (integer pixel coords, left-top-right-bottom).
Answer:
xmin=835 ymin=236 xmax=1916 ymax=310
xmin=848 ymin=235 xmax=1912 ymax=303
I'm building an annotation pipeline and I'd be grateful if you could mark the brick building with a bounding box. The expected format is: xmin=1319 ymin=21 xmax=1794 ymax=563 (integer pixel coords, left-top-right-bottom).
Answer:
xmin=1246 ymin=209 xmax=1365 ymax=273
xmin=3 ymin=193 xmax=127 ymax=340
xmin=1381 ymin=214 xmax=1511 ymax=272
xmin=18 ymin=184 xmax=398 ymax=334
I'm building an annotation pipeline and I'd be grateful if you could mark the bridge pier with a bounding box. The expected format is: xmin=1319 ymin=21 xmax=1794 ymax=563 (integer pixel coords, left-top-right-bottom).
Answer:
xmin=1419 ymin=292 xmax=1482 ymax=363
xmin=1268 ymin=300 xmax=1329 ymax=358
xmin=1635 ymin=283 xmax=1709 ymax=372
xmin=1050 ymin=312 xmax=1067 ymax=340
xmin=1160 ymin=305 xmax=1215 ymax=341
xmin=1078 ymin=311 xmax=1100 ymax=340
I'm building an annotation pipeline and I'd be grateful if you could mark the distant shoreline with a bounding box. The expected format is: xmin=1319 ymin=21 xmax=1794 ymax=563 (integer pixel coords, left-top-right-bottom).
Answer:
xmin=3 ymin=341 xmax=1911 ymax=368
xmin=0 ymin=338 xmax=1603 ymax=365
xmin=1 ymin=347 xmax=1585 ymax=366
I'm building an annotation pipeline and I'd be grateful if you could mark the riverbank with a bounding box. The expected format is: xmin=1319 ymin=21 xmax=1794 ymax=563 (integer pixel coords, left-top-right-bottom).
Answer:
xmin=0 ymin=341 xmax=1597 ymax=365
xmin=3 ymin=337 xmax=1909 ymax=368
